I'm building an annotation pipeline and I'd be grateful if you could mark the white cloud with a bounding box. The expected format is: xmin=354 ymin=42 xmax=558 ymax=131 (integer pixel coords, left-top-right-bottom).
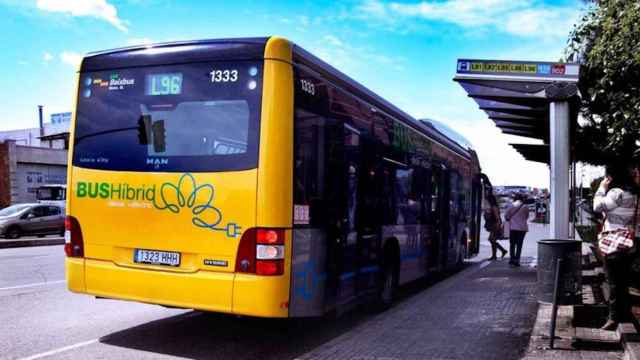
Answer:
xmin=36 ymin=0 xmax=128 ymax=32
xmin=358 ymin=0 xmax=581 ymax=39
xmin=323 ymin=35 xmax=344 ymax=47
xmin=358 ymin=0 xmax=389 ymax=18
xmin=310 ymin=34 xmax=406 ymax=73
xmin=43 ymin=52 xmax=53 ymax=62
xmin=126 ymin=37 xmax=153 ymax=46
xmin=60 ymin=51 xmax=83 ymax=68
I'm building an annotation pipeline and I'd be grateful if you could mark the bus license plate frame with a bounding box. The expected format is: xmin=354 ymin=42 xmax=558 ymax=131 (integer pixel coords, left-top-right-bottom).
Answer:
xmin=134 ymin=248 xmax=181 ymax=267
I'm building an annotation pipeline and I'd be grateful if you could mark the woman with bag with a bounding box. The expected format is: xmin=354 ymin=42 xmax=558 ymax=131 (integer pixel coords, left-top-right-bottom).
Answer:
xmin=594 ymin=165 xmax=640 ymax=330
xmin=483 ymin=193 xmax=508 ymax=260
xmin=505 ymin=193 xmax=530 ymax=267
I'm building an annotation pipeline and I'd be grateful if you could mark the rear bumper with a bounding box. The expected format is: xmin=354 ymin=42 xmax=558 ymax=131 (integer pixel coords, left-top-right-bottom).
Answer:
xmin=66 ymin=258 xmax=290 ymax=318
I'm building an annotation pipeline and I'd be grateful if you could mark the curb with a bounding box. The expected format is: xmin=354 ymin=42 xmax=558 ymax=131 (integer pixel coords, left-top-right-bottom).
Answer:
xmin=618 ymin=323 xmax=640 ymax=360
xmin=0 ymin=238 xmax=65 ymax=249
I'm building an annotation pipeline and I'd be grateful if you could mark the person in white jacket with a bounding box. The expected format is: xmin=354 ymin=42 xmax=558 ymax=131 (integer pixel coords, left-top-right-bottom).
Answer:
xmin=504 ymin=193 xmax=529 ymax=267
xmin=593 ymin=165 xmax=640 ymax=330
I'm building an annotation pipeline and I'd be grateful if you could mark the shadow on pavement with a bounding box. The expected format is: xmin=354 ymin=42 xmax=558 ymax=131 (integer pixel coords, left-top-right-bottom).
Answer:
xmin=99 ymin=263 xmax=472 ymax=359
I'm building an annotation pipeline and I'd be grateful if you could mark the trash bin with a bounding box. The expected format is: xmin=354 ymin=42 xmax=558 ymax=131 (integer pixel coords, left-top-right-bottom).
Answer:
xmin=537 ymin=239 xmax=581 ymax=305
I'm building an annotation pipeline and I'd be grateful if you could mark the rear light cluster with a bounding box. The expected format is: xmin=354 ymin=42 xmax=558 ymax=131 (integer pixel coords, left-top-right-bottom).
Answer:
xmin=235 ymin=228 xmax=285 ymax=276
xmin=64 ymin=216 xmax=84 ymax=258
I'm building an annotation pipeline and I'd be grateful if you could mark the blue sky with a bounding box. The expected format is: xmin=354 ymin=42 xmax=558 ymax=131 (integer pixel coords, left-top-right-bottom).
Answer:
xmin=0 ymin=0 xmax=588 ymax=187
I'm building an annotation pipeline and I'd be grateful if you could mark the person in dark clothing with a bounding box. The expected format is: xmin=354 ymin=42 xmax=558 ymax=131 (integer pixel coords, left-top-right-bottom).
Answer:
xmin=483 ymin=193 xmax=507 ymax=260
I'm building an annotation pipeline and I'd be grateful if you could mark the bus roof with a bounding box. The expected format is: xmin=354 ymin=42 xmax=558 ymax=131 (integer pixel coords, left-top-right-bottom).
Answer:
xmin=420 ymin=119 xmax=474 ymax=151
xmin=80 ymin=36 xmax=472 ymax=160
xmin=292 ymin=45 xmax=472 ymax=160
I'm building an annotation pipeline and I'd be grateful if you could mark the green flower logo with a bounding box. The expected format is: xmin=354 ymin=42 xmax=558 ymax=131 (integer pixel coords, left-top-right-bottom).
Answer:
xmin=153 ymin=173 xmax=241 ymax=238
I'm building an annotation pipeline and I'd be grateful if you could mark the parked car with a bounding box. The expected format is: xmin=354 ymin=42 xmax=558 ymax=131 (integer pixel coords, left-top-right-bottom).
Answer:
xmin=0 ymin=203 xmax=65 ymax=239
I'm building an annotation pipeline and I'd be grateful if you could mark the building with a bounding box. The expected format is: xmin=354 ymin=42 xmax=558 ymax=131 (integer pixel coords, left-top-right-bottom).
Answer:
xmin=0 ymin=112 xmax=71 ymax=207
xmin=0 ymin=140 xmax=67 ymax=207
xmin=0 ymin=112 xmax=71 ymax=149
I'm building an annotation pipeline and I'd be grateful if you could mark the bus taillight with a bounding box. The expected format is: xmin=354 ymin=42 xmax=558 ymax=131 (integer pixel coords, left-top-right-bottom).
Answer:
xmin=64 ymin=216 xmax=84 ymax=258
xmin=235 ymin=228 xmax=285 ymax=276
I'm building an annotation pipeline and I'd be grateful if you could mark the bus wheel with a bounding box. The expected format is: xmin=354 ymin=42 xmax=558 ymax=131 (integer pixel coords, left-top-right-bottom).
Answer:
xmin=5 ymin=226 xmax=21 ymax=239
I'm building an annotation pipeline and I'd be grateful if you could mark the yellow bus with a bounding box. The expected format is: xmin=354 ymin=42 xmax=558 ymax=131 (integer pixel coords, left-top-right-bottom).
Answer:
xmin=65 ymin=37 xmax=482 ymax=317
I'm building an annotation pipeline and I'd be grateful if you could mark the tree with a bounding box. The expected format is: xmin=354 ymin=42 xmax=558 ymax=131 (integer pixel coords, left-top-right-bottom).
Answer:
xmin=567 ymin=0 xmax=640 ymax=165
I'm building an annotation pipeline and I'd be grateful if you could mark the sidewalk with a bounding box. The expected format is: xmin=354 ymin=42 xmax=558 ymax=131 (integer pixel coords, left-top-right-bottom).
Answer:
xmin=299 ymin=258 xmax=538 ymax=360
xmin=521 ymin=230 xmax=627 ymax=360
xmin=298 ymin=224 xmax=545 ymax=360
xmin=0 ymin=235 xmax=64 ymax=249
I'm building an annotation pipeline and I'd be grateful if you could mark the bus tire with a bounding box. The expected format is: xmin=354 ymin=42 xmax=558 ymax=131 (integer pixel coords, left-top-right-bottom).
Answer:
xmin=5 ymin=226 xmax=21 ymax=239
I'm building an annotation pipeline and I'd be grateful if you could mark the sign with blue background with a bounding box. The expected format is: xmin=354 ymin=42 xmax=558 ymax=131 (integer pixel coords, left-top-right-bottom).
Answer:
xmin=50 ymin=112 xmax=72 ymax=124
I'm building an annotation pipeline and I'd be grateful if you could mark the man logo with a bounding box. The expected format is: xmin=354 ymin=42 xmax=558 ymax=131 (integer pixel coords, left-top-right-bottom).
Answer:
xmin=147 ymin=158 xmax=169 ymax=166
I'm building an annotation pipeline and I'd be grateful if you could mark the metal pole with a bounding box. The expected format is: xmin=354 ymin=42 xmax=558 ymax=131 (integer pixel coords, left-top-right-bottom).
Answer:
xmin=550 ymin=101 xmax=570 ymax=239
xmin=550 ymin=258 xmax=563 ymax=349
xmin=38 ymin=105 xmax=44 ymax=137
xmin=570 ymin=162 xmax=576 ymax=239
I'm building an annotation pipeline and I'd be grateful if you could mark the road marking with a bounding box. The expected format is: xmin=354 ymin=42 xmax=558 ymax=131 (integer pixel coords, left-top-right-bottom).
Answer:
xmin=0 ymin=280 xmax=65 ymax=291
xmin=479 ymin=260 xmax=491 ymax=269
xmin=19 ymin=339 xmax=98 ymax=360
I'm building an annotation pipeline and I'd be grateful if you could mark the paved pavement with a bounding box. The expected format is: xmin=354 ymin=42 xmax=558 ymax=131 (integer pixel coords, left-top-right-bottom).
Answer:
xmin=0 ymin=245 xmax=65 ymax=290
xmin=0 ymin=223 xmax=546 ymax=360
xmin=298 ymin=224 xmax=544 ymax=360
xmin=0 ymin=235 xmax=64 ymax=249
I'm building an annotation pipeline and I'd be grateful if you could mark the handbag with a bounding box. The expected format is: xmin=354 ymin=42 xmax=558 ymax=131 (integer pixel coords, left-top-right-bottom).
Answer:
xmin=500 ymin=220 xmax=510 ymax=239
xmin=598 ymin=197 xmax=638 ymax=256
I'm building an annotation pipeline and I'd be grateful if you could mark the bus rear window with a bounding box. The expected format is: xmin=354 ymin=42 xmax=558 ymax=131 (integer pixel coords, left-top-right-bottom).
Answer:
xmin=73 ymin=61 xmax=263 ymax=172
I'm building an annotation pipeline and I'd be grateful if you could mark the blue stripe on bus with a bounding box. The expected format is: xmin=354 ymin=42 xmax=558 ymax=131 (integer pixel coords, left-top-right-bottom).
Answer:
xmin=340 ymin=272 xmax=355 ymax=280
xmin=339 ymin=266 xmax=380 ymax=281
xmin=400 ymin=252 xmax=425 ymax=261
xmin=359 ymin=265 xmax=380 ymax=274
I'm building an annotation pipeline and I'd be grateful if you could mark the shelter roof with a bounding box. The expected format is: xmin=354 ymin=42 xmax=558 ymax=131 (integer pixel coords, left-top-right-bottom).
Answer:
xmin=454 ymin=59 xmax=580 ymax=164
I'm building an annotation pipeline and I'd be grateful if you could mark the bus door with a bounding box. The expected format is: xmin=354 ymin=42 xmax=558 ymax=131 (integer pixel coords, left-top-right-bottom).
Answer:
xmin=428 ymin=165 xmax=449 ymax=272
xmin=355 ymin=138 xmax=383 ymax=296
xmin=441 ymin=170 xmax=452 ymax=268
xmin=336 ymin=124 xmax=361 ymax=304
xmin=470 ymin=178 xmax=482 ymax=256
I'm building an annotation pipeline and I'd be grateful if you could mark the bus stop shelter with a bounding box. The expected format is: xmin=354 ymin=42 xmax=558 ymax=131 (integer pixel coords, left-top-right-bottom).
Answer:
xmin=453 ymin=59 xmax=580 ymax=239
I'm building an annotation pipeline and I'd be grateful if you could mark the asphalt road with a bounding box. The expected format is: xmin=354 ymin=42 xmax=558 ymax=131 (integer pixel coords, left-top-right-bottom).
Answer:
xmin=0 ymin=224 xmax=541 ymax=360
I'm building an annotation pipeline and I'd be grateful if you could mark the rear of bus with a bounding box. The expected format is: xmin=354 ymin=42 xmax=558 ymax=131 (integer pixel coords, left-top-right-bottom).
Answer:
xmin=65 ymin=37 xmax=295 ymax=317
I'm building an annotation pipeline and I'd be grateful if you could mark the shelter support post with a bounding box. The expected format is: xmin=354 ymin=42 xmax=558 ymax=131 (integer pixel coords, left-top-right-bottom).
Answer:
xmin=550 ymin=101 xmax=570 ymax=240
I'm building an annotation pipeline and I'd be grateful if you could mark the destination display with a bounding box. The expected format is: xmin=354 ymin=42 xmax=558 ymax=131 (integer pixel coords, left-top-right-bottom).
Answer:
xmin=146 ymin=73 xmax=183 ymax=95
xmin=456 ymin=59 xmax=579 ymax=79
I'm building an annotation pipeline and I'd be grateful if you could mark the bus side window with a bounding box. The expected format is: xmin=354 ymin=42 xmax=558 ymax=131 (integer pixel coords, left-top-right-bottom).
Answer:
xmin=395 ymin=168 xmax=420 ymax=225
xmin=293 ymin=67 xmax=329 ymax=227
xmin=413 ymin=166 xmax=430 ymax=224
xmin=294 ymin=109 xmax=327 ymax=227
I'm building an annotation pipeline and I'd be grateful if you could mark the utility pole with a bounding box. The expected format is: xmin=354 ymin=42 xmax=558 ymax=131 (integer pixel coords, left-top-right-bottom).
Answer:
xmin=38 ymin=105 xmax=44 ymax=137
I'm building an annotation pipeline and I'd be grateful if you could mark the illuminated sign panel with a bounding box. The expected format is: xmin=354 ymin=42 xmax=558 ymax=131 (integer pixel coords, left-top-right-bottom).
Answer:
xmin=456 ymin=59 xmax=579 ymax=80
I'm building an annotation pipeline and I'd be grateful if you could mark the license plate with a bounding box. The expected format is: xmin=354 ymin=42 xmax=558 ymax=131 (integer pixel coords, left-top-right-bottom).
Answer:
xmin=134 ymin=249 xmax=181 ymax=267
